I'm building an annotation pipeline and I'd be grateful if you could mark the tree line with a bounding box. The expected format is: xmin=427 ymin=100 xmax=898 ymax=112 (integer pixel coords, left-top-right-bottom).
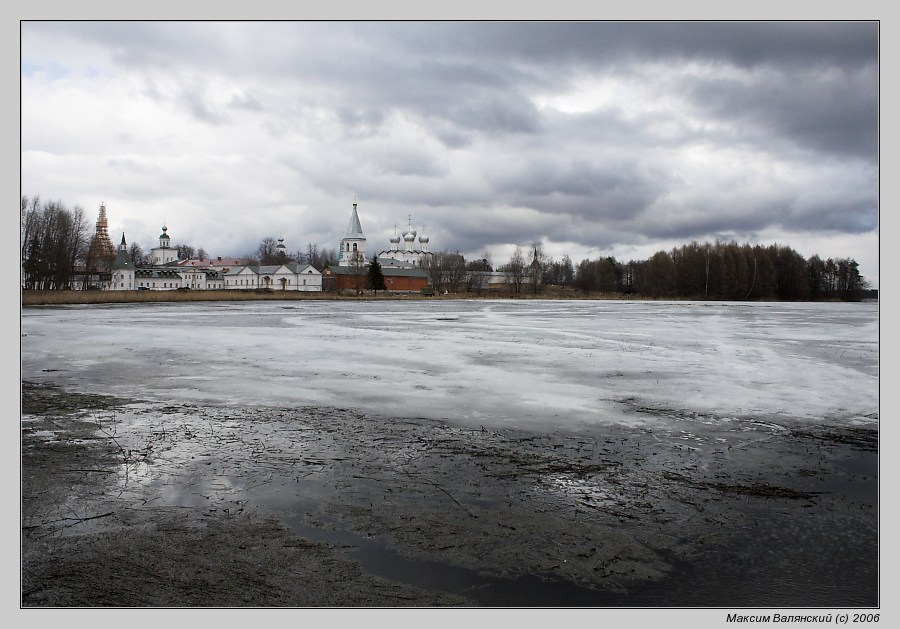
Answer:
xmin=21 ymin=195 xmax=871 ymax=300
xmin=573 ymin=240 xmax=870 ymax=302
xmin=417 ymin=239 xmax=870 ymax=301
xmin=21 ymin=196 xmax=90 ymax=290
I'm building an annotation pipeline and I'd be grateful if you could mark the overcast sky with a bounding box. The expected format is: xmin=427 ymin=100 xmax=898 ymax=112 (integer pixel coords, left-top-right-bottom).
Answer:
xmin=20 ymin=21 xmax=879 ymax=285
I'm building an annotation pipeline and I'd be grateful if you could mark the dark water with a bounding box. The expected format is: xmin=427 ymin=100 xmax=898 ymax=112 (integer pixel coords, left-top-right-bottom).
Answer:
xmin=275 ymin=447 xmax=878 ymax=608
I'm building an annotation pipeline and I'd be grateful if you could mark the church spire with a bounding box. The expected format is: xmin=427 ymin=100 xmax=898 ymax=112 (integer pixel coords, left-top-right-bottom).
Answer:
xmin=346 ymin=197 xmax=365 ymax=238
xmin=339 ymin=197 xmax=367 ymax=266
xmin=112 ymin=232 xmax=134 ymax=270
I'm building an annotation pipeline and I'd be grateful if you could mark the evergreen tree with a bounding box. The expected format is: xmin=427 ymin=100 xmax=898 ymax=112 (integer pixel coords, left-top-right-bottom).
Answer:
xmin=366 ymin=255 xmax=387 ymax=294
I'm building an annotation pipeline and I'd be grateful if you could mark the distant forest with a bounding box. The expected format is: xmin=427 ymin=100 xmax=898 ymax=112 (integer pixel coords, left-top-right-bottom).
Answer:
xmin=563 ymin=241 xmax=871 ymax=302
xmin=21 ymin=195 xmax=872 ymax=301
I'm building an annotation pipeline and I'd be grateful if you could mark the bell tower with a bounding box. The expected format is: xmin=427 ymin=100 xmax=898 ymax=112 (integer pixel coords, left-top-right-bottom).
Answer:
xmin=338 ymin=197 xmax=367 ymax=267
xmin=86 ymin=202 xmax=116 ymax=272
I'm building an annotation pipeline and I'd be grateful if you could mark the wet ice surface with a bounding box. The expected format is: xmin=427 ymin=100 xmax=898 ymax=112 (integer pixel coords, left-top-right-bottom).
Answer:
xmin=21 ymin=299 xmax=879 ymax=606
xmin=22 ymin=299 xmax=878 ymax=429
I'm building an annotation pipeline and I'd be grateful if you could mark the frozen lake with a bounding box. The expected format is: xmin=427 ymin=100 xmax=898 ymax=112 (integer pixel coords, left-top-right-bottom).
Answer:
xmin=20 ymin=298 xmax=880 ymax=608
xmin=21 ymin=299 xmax=879 ymax=431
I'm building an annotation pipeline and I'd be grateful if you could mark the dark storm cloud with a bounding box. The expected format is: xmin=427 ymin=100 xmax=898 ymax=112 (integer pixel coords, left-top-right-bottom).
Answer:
xmin=401 ymin=21 xmax=876 ymax=73
xmin=34 ymin=21 xmax=877 ymax=154
xmin=485 ymin=158 xmax=665 ymax=220
xmin=370 ymin=21 xmax=878 ymax=156
xmin=781 ymin=195 xmax=879 ymax=234
xmin=684 ymin=63 xmax=878 ymax=160
xmin=634 ymin=202 xmax=788 ymax=242
xmin=442 ymin=93 xmax=541 ymax=135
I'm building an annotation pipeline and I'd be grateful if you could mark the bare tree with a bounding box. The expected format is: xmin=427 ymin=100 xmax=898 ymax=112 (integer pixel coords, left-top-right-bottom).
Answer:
xmin=256 ymin=237 xmax=279 ymax=265
xmin=305 ymin=242 xmax=319 ymax=266
xmin=480 ymin=250 xmax=493 ymax=271
xmin=423 ymin=250 xmax=468 ymax=293
xmin=542 ymin=255 xmax=574 ymax=286
xmin=21 ymin=194 xmax=41 ymax=265
xmin=300 ymin=243 xmax=337 ymax=269
xmin=176 ymin=244 xmax=196 ymax=261
xmin=422 ymin=252 xmax=445 ymax=292
xmin=318 ymin=247 xmax=338 ymax=269
xmin=348 ymin=250 xmax=366 ymax=294
xmin=21 ymin=199 xmax=89 ymax=290
xmin=499 ymin=246 xmax=527 ymax=296
xmin=128 ymin=242 xmax=145 ymax=267
xmin=444 ymin=252 xmax=468 ymax=293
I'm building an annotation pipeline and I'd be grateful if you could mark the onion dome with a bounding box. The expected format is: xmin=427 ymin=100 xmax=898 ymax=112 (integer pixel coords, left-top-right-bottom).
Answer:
xmin=159 ymin=225 xmax=170 ymax=240
xmin=418 ymin=226 xmax=429 ymax=245
xmin=402 ymin=214 xmax=417 ymax=242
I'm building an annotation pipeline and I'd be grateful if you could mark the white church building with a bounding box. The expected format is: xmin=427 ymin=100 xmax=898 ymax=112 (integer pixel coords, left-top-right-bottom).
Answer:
xmin=337 ymin=199 xmax=434 ymax=269
xmin=378 ymin=216 xmax=434 ymax=268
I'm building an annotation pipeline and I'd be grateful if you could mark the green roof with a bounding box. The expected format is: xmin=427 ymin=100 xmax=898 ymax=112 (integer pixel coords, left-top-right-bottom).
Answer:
xmin=112 ymin=249 xmax=133 ymax=270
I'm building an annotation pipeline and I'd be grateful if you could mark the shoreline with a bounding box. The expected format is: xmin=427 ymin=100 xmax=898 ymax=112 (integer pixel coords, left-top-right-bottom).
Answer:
xmin=20 ymin=288 xmax=864 ymax=307
xmin=21 ymin=381 xmax=878 ymax=607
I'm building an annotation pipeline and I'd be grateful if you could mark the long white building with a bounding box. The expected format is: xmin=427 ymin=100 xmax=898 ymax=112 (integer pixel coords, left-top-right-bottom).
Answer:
xmin=108 ymin=226 xmax=323 ymax=292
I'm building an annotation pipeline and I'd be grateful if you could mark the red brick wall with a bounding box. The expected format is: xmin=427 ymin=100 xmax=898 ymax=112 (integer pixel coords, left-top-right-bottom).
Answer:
xmin=384 ymin=275 xmax=428 ymax=291
xmin=324 ymin=269 xmax=428 ymax=292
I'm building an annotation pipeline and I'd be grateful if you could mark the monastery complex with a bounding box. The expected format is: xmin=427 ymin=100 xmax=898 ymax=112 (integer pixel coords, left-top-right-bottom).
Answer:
xmin=99 ymin=199 xmax=431 ymax=293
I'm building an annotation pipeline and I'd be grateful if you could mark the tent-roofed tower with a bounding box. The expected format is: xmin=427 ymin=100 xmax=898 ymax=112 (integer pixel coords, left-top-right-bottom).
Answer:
xmin=110 ymin=232 xmax=135 ymax=290
xmin=86 ymin=202 xmax=117 ymax=273
xmin=338 ymin=197 xmax=367 ymax=267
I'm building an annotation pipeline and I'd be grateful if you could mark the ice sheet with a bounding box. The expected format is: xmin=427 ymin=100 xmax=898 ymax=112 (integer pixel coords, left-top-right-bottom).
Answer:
xmin=20 ymin=299 xmax=879 ymax=430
